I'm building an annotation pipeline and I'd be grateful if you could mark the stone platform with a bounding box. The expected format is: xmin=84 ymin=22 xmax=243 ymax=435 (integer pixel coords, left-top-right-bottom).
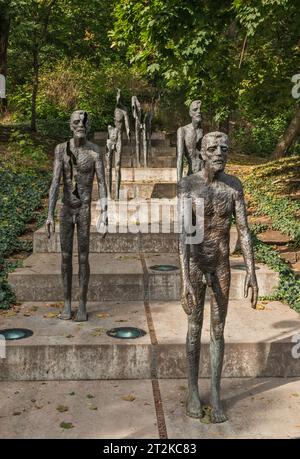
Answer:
xmin=2 ymin=378 xmax=300 ymax=438
xmin=1 ymin=299 xmax=299 ymax=381
xmin=8 ymin=254 xmax=278 ymax=302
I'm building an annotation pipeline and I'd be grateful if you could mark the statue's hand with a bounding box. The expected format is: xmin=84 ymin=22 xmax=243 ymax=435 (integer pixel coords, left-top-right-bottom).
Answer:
xmin=46 ymin=216 xmax=55 ymax=239
xmin=181 ymin=282 xmax=197 ymax=315
xmin=244 ymin=272 xmax=258 ymax=309
xmin=96 ymin=214 xmax=108 ymax=239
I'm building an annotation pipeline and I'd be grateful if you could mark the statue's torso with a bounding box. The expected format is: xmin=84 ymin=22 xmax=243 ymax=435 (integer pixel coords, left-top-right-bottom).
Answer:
xmin=60 ymin=141 xmax=97 ymax=209
xmin=183 ymin=172 xmax=238 ymax=270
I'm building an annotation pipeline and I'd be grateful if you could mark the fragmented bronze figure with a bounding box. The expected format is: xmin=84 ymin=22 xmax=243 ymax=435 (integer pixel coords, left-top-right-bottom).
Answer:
xmin=46 ymin=110 xmax=107 ymax=322
xmin=177 ymin=100 xmax=203 ymax=181
xmin=106 ymin=89 xmax=130 ymax=200
xmin=141 ymin=111 xmax=152 ymax=167
xmin=131 ymin=95 xmax=142 ymax=167
xmin=178 ymin=132 xmax=258 ymax=423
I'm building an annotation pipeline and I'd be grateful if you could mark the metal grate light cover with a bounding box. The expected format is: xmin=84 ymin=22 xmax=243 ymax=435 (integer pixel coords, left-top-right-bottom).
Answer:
xmin=107 ymin=327 xmax=146 ymax=339
xmin=0 ymin=328 xmax=33 ymax=340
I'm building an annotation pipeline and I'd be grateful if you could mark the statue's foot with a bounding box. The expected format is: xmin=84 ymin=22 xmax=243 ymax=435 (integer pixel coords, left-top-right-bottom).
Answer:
xmin=59 ymin=306 xmax=72 ymax=320
xmin=75 ymin=309 xmax=88 ymax=322
xmin=186 ymin=393 xmax=203 ymax=419
xmin=210 ymin=406 xmax=227 ymax=423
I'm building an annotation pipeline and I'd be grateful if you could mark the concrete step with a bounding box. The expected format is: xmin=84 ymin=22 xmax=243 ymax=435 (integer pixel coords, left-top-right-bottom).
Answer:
xmin=8 ymin=253 xmax=279 ymax=302
xmin=107 ymin=167 xmax=176 ymax=182
xmin=92 ymin=182 xmax=177 ymax=200
xmin=0 ymin=299 xmax=298 ymax=381
xmin=33 ymin=226 xmax=239 ymax=254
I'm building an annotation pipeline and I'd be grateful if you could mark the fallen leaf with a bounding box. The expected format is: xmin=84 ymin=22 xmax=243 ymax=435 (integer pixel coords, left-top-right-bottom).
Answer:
xmin=49 ymin=302 xmax=64 ymax=308
xmin=96 ymin=313 xmax=111 ymax=319
xmin=178 ymin=385 xmax=186 ymax=391
xmin=66 ymin=335 xmax=74 ymax=339
xmin=13 ymin=411 xmax=21 ymax=416
xmin=291 ymin=393 xmax=299 ymax=397
xmin=31 ymin=399 xmax=36 ymax=403
xmin=122 ymin=394 xmax=136 ymax=402
xmin=56 ymin=405 xmax=69 ymax=413
xmin=60 ymin=422 xmax=74 ymax=429
xmin=256 ymin=303 xmax=265 ymax=310
xmin=30 ymin=306 xmax=39 ymax=312
xmin=86 ymin=394 xmax=95 ymax=399
xmin=89 ymin=405 xmax=98 ymax=411
xmin=44 ymin=312 xmax=58 ymax=319
xmin=34 ymin=405 xmax=44 ymax=410
xmin=69 ymin=392 xmax=75 ymax=396
xmin=90 ymin=328 xmax=104 ymax=337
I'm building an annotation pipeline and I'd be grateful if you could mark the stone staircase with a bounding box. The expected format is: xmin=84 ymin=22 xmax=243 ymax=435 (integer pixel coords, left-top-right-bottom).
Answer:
xmin=3 ymin=132 xmax=300 ymax=382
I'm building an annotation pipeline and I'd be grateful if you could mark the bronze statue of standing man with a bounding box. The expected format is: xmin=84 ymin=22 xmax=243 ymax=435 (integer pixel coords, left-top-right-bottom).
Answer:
xmin=46 ymin=110 xmax=107 ymax=322
xmin=178 ymin=131 xmax=258 ymax=422
xmin=177 ymin=100 xmax=203 ymax=181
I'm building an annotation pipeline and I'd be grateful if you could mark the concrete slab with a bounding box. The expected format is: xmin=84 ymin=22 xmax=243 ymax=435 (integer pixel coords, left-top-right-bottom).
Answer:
xmin=143 ymin=254 xmax=279 ymax=301
xmin=0 ymin=301 xmax=151 ymax=380
xmin=33 ymin=223 xmax=239 ymax=255
xmin=151 ymin=300 xmax=300 ymax=377
xmin=0 ymin=380 xmax=158 ymax=438
xmin=160 ymin=378 xmax=300 ymax=439
xmin=9 ymin=253 xmax=144 ymax=302
xmin=92 ymin=182 xmax=177 ymax=200
xmin=34 ymin=226 xmax=179 ymax=253
xmin=1 ymin=299 xmax=298 ymax=380
xmin=110 ymin=168 xmax=176 ymax=182
xmin=8 ymin=254 xmax=279 ymax=302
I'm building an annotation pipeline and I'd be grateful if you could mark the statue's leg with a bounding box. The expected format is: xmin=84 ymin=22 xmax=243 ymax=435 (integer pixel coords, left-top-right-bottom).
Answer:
xmin=115 ymin=138 xmax=122 ymax=200
xmin=59 ymin=206 xmax=74 ymax=320
xmin=209 ymin=266 xmax=230 ymax=423
xmin=186 ymin=260 xmax=206 ymax=418
xmin=75 ymin=205 xmax=91 ymax=322
xmin=105 ymin=146 xmax=113 ymax=199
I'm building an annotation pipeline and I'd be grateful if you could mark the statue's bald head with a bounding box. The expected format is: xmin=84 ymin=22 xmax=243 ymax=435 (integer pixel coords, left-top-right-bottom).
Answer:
xmin=70 ymin=110 xmax=90 ymax=138
xmin=189 ymin=100 xmax=202 ymax=123
xmin=200 ymin=131 xmax=229 ymax=173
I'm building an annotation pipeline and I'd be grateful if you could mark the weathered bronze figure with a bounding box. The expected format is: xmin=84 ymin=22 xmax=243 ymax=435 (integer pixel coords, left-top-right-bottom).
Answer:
xmin=106 ymin=89 xmax=130 ymax=200
xmin=46 ymin=110 xmax=107 ymax=322
xmin=132 ymin=95 xmax=142 ymax=167
xmin=141 ymin=111 xmax=152 ymax=167
xmin=177 ymin=100 xmax=203 ymax=181
xmin=178 ymin=131 xmax=258 ymax=422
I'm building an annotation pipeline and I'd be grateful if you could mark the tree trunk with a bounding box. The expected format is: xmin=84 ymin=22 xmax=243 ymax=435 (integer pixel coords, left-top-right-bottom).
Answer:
xmin=272 ymin=104 xmax=300 ymax=159
xmin=31 ymin=47 xmax=39 ymax=132
xmin=0 ymin=11 xmax=10 ymax=113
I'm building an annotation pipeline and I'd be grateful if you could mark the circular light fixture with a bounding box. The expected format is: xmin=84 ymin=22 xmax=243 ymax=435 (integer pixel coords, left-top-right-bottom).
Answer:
xmin=232 ymin=264 xmax=260 ymax=271
xmin=149 ymin=264 xmax=179 ymax=272
xmin=107 ymin=327 xmax=146 ymax=340
xmin=0 ymin=328 xmax=33 ymax=341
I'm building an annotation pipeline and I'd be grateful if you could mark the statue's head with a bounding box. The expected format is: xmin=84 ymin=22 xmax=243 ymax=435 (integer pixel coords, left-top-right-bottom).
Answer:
xmin=189 ymin=100 xmax=202 ymax=123
xmin=70 ymin=110 xmax=90 ymax=139
xmin=200 ymin=131 xmax=228 ymax=173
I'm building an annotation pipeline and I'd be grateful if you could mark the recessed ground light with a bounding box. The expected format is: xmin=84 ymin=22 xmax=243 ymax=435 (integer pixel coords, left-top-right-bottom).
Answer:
xmin=232 ymin=264 xmax=260 ymax=271
xmin=0 ymin=328 xmax=33 ymax=340
xmin=107 ymin=327 xmax=146 ymax=339
xmin=149 ymin=264 xmax=179 ymax=272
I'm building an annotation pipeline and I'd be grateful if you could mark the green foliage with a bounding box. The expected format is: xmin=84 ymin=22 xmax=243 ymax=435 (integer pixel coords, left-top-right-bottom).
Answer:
xmin=251 ymin=229 xmax=300 ymax=313
xmin=232 ymin=115 xmax=290 ymax=156
xmin=0 ymin=142 xmax=50 ymax=309
xmin=244 ymin=157 xmax=300 ymax=244
xmin=10 ymin=59 xmax=155 ymax=131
